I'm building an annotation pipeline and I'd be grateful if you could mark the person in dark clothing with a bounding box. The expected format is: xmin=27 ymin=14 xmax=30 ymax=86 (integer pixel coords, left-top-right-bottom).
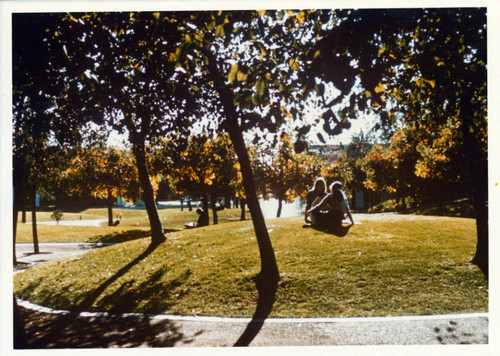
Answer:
xmin=185 ymin=197 xmax=209 ymax=228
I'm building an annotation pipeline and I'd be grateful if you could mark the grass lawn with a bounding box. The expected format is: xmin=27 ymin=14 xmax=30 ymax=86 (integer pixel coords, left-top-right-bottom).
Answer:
xmin=15 ymin=207 xmax=244 ymax=243
xmin=14 ymin=209 xmax=488 ymax=318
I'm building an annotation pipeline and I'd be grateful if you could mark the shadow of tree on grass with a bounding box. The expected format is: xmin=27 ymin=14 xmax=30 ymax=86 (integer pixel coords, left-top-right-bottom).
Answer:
xmin=78 ymin=241 xmax=160 ymax=310
xmin=87 ymin=229 xmax=179 ymax=244
xmin=15 ymin=240 xmax=195 ymax=348
xmin=99 ymin=267 xmax=193 ymax=314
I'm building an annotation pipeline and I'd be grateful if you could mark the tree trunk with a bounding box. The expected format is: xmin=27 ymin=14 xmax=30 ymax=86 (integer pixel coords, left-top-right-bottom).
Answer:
xmin=13 ymin=168 xmax=25 ymax=265
xmin=13 ymin=204 xmax=19 ymax=265
xmin=22 ymin=209 xmax=26 ymax=223
xmin=240 ymin=198 xmax=246 ymax=221
xmin=204 ymin=46 xmax=279 ymax=293
xmin=132 ymin=142 xmax=166 ymax=245
xmin=460 ymin=104 xmax=488 ymax=277
xmin=228 ymin=125 xmax=279 ymax=282
xmin=107 ymin=190 xmax=114 ymax=227
xmin=31 ymin=187 xmax=39 ymax=254
xmin=277 ymin=197 xmax=283 ymax=218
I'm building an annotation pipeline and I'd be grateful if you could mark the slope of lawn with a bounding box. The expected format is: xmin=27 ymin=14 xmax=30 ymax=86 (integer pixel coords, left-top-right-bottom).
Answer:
xmin=14 ymin=213 xmax=488 ymax=318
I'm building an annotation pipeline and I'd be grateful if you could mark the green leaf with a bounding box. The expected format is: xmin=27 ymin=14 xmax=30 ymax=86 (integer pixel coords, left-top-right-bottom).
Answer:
xmin=255 ymin=77 xmax=266 ymax=98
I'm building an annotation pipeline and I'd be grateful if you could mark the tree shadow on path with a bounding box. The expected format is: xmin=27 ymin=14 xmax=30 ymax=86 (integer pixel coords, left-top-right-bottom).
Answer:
xmin=17 ymin=306 xmax=188 ymax=348
xmin=233 ymin=273 xmax=279 ymax=346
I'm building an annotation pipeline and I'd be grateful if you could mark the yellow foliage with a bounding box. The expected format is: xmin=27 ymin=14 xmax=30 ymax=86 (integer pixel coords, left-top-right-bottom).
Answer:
xmin=228 ymin=64 xmax=238 ymax=84
xmin=296 ymin=11 xmax=306 ymax=25
xmin=374 ymin=82 xmax=385 ymax=94
xmin=289 ymin=58 xmax=299 ymax=71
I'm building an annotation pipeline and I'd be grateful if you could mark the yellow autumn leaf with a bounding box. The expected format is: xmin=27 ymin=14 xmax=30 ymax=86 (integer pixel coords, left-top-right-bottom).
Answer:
xmin=289 ymin=58 xmax=299 ymax=71
xmin=228 ymin=64 xmax=238 ymax=84
xmin=236 ymin=71 xmax=248 ymax=82
xmin=374 ymin=82 xmax=385 ymax=93
xmin=215 ymin=24 xmax=225 ymax=37
xmin=297 ymin=11 xmax=305 ymax=25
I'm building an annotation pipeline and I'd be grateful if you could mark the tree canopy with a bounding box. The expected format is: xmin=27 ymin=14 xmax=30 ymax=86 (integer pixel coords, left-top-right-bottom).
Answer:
xmin=12 ymin=7 xmax=488 ymax=276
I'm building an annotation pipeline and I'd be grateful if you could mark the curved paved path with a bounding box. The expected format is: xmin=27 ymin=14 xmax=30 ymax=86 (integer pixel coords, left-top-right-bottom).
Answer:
xmin=14 ymin=243 xmax=489 ymax=347
xmin=16 ymin=298 xmax=488 ymax=347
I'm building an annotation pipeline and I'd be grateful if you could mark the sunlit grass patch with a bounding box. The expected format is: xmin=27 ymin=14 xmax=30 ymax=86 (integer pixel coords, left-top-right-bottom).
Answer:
xmin=14 ymin=214 xmax=487 ymax=318
xmin=15 ymin=207 xmax=243 ymax=243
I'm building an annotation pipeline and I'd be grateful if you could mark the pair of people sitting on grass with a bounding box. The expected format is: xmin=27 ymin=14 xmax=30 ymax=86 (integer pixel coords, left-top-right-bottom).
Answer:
xmin=305 ymin=177 xmax=354 ymax=232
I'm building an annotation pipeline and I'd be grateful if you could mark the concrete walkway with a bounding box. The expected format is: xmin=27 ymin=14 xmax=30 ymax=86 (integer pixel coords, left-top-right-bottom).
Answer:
xmin=16 ymin=298 xmax=488 ymax=347
xmin=14 ymin=243 xmax=489 ymax=347
xmin=14 ymin=242 xmax=113 ymax=272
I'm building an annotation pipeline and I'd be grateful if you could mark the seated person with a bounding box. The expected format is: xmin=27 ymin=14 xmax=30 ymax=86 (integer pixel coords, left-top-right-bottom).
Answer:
xmin=185 ymin=197 xmax=209 ymax=228
xmin=304 ymin=177 xmax=327 ymax=224
xmin=215 ymin=198 xmax=225 ymax=211
xmin=306 ymin=181 xmax=354 ymax=231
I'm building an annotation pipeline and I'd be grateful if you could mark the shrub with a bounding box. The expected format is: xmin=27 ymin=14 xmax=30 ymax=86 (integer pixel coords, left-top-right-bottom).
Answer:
xmin=368 ymin=198 xmax=416 ymax=213
xmin=50 ymin=209 xmax=64 ymax=224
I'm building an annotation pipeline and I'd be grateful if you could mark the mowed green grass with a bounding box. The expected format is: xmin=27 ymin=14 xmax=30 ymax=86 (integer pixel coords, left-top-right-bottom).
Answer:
xmin=14 ymin=210 xmax=488 ymax=318
xmin=15 ymin=207 xmax=243 ymax=243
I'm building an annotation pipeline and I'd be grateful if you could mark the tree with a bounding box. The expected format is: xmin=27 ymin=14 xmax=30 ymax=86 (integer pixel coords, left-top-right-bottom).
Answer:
xmin=360 ymin=130 xmax=420 ymax=207
xmin=36 ymin=12 xmax=205 ymax=244
xmin=359 ymin=117 xmax=469 ymax=210
xmin=153 ymin=133 xmax=239 ymax=225
xmin=65 ymin=146 xmax=141 ymax=226
xmin=22 ymin=11 xmax=397 ymax=318
xmin=51 ymin=209 xmax=64 ymax=224
xmin=12 ymin=14 xmax=74 ymax=260
xmin=309 ymin=8 xmax=487 ymax=274
xmin=341 ymin=133 xmax=375 ymax=209
xmin=253 ymin=134 xmax=325 ymax=217
xmin=413 ymin=118 xmax=467 ymax=201
xmin=154 ymin=10 xmax=363 ymax=294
